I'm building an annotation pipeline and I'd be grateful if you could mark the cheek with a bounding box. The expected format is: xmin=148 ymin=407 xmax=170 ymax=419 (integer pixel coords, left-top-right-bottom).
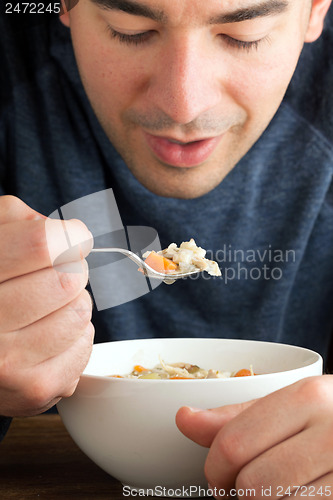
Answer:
xmin=226 ymin=51 xmax=300 ymax=121
xmin=77 ymin=46 xmax=127 ymax=105
xmin=225 ymin=31 xmax=305 ymax=119
xmin=70 ymin=22 xmax=148 ymax=113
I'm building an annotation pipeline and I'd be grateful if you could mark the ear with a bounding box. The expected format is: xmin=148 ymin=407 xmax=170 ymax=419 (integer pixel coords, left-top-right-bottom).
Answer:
xmin=305 ymin=0 xmax=332 ymax=42
xmin=59 ymin=0 xmax=70 ymax=27
xmin=59 ymin=12 xmax=70 ymax=27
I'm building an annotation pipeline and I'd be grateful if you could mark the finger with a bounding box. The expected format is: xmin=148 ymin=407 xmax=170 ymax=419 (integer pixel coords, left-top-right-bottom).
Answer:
xmin=0 ymin=259 xmax=89 ymax=332
xmin=0 ymin=218 xmax=93 ymax=283
xmin=176 ymin=401 xmax=256 ymax=447
xmin=0 ymin=195 xmax=45 ymax=224
xmin=33 ymin=321 xmax=94 ymax=400
xmin=204 ymin=377 xmax=328 ymax=492
xmin=45 ymin=217 xmax=94 ymax=266
xmin=2 ymin=322 xmax=94 ymax=417
xmin=235 ymin=422 xmax=333 ymax=499
xmin=4 ymin=290 xmax=93 ymax=366
xmin=2 ymin=394 xmax=63 ymax=418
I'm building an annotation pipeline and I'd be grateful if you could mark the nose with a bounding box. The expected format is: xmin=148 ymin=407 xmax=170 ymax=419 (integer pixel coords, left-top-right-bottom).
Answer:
xmin=147 ymin=34 xmax=222 ymax=126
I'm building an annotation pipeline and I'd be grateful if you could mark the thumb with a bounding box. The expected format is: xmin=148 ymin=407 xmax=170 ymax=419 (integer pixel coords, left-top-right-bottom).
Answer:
xmin=175 ymin=400 xmax=256 ymax=447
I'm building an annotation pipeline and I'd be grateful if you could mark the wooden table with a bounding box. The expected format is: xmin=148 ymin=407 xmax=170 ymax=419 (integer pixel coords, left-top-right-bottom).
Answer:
xmin=0 ymin=414 xmax=128 ymax=499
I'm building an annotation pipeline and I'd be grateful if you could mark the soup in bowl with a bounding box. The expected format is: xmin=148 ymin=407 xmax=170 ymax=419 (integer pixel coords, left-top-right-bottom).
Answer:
xmin=57 ymin=338 xmax=322 ymax=495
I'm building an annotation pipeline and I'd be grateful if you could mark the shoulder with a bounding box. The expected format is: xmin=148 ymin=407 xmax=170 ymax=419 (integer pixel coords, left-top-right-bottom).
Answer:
xmin=0 ymin=11 xmax=56 ymax=108
xmin=283 ymin=5 xmax=333 ymax=148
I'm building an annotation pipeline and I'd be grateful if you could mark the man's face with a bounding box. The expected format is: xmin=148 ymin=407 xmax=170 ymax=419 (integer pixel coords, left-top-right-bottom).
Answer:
xmin=62 ymin=0 xmax=314 ymax=198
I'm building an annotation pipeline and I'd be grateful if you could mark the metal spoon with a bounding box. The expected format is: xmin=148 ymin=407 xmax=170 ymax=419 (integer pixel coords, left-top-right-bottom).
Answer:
xmin=90 ymin=248 xmax=199 ymax=285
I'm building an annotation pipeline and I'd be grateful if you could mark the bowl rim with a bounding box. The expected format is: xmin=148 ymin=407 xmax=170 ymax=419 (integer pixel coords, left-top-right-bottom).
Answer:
xmin=81 ymin=337 xmax=323 ymax=383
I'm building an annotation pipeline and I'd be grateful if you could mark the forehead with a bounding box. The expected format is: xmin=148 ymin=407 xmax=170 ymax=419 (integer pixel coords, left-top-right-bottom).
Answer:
xmin=91 ymin=0 xmax=293 ymax=26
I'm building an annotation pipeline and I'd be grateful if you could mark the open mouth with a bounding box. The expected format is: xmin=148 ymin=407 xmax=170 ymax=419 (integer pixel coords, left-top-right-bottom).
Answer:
xmin=143 ymin=132 xmax=224 ymax=167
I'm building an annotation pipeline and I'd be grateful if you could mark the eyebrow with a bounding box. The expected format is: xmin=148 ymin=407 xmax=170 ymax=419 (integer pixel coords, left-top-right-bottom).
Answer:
xmin=209 ymin=0 xmax=289 ymax=24
xmin=90 ymin=0 xmax=166 ymax=22
xmin=90 ymin=0 xmax=289 ymax=25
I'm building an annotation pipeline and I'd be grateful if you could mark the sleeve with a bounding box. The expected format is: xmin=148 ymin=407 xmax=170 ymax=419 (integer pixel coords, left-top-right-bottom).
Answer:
xmin=0 ymin=113 xmax=9 ymax=196
xmin=0 ymin=112 xmax=11 ymax=438
xmin=0 ymin=15 xmax=13 ymax=436
xmin=0 ymin=416 xmax=12 ymax=442
xmin=0 ymin=12 xmax=6 ymax=196
xmin=0 ymin=11 xmax=10 ymax=197
xmin=0 ymin=8 xmax=16 ymax=196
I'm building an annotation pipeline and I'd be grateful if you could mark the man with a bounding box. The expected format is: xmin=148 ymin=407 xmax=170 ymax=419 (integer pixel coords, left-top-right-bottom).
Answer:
xmin=1 ymin=0 xmax=333 ymax=495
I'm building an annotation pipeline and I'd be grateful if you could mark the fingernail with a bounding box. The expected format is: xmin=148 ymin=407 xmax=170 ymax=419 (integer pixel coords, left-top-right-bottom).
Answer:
xmin=187 ymin=407 xmax=205 ymax=413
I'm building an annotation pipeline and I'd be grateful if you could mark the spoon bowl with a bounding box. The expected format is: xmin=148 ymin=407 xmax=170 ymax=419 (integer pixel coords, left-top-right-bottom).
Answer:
xmin=91 ymin=247 xmax=200 ymax=284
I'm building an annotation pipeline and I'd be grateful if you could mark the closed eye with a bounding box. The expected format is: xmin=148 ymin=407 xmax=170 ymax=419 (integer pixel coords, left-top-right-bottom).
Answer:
xmin=221 ymin=34 xmax=269 ymax=52
xmin=106 ymin=25 xmax=155 ymax=45
xmin=106 ymin=25 xmax=268 ymax=52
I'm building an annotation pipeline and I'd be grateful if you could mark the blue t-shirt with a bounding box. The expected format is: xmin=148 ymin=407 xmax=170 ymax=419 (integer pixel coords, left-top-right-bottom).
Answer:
xmin=0 ymin=9 xmax=333 ymax=436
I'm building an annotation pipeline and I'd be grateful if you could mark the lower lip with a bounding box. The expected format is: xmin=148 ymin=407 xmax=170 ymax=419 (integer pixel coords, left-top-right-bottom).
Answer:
xmin=143 ymin=132 xmax=223 ymax=168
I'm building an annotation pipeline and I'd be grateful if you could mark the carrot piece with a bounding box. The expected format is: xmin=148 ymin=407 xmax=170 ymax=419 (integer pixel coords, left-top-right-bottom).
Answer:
xmin=234 ymin=369 xmax=254 ymax=377
xmin=134 ymin=365 xmax=148 ymax=373
xmin=169 ymin=376 xmax=193 ymax=380
xmin=144 ymin=251 xmax=179 ymax=273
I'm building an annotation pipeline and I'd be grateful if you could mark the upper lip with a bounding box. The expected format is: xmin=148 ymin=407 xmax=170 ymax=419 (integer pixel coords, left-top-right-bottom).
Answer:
xmin=144 ymin=132 xmax=222 ymax=144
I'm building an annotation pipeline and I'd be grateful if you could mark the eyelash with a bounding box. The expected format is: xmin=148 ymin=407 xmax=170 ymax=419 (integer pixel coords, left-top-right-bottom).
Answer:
xmin=107 ymin=26 xmax=264 ymax=52
xmin=107 ymin=26 xmax=154 ymax=46
xmin=221 ymin=35 xmax=262 ymax=52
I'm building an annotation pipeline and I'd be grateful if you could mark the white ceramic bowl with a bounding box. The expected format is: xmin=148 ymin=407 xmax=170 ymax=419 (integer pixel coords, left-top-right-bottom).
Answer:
xmin=57 ymin=338 xmax=322 ymax=495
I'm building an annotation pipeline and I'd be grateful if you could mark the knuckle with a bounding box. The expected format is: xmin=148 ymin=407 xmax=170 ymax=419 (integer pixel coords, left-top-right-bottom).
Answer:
xmin=26 ymin=370 xmax=71 ymax=409
xmin=85 ymin=321 xmax=95 ymax=342
xmin=70 ymin=290 xmax=93 ymax=327
xmin=203 ymin=460 xmax=218 ymax=490
xmin=216 ymin=427 xmax=246 ymax=468
xmin=0 ymin=336 xmax=22 ymax=388
xmin=297 ymin=376 xmax=330 ymax=408
xmin=0 ymin=196 xmax=37 ymax=223
xmin=7 ymin=372 xmax=54 ymax=412
xmin=56 ymin=261 xmax=88 ymax=297
xmin=67 ymin=328 xmax=94 ymax=370
xmin=0 ymin=195 xmax=23 ymax=214
xmin=203 ymin=462 xmax=212 ymax=488
xmin=236 ymin=464 xmax=259 ymax=494
xmin=58 ymin=348 xmax=92 ymax=394
xmin=25 ymin=220 xmax=50 ymax=261
xmin=0 ymin=354 xmax=15 ymax=388
xmin=24 ymin=377 xmax=54 ymax=409
xmin=61 ymin=380 xmax=79 ymax=398
xmin=79 ymin=324 xmax=95 ymax=356
xmin=78 ymin=330 xmax=94 ymax=366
